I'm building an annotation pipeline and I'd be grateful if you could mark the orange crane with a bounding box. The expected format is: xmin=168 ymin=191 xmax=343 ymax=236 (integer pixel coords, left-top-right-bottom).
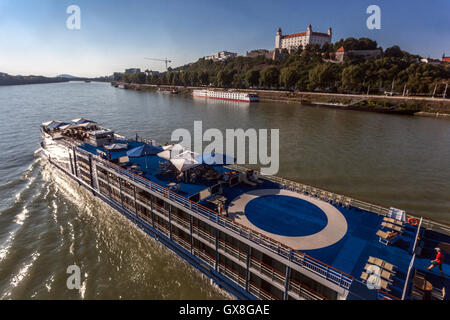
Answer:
xmin=144 ymin=57 xmax=172 ymax=71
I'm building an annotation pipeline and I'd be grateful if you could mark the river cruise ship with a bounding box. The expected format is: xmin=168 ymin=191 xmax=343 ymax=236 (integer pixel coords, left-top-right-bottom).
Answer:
xmin=39 ymin=118 xmax=449 ymax=300
xmin=193 ymin=89 xmax=259 ymax=102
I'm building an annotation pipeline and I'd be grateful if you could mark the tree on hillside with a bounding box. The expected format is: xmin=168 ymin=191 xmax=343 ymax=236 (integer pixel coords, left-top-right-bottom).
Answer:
xmin=280 ymin=67 xmax=299 ymax=90
xmin=308 ymin=63 xmax=340 ymax=91
xmin=260 ymin=66 xmax=280 ymax=88
xmin=217 ymin=70 xmax=234 ymax=87
xmin=341 ymin=65 xmax=365 ymax=92
xmin=199 ymin=71 xmax=209 ymax=86
xmin=384 ymin=46 xmax=403 ymax=58
xmin=245 ymin=69 xmax=260 ymax=88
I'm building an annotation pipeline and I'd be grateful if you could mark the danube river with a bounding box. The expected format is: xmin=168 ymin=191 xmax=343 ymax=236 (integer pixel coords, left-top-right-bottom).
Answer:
xmin=0 ymin=81 xmax=449 ymax=299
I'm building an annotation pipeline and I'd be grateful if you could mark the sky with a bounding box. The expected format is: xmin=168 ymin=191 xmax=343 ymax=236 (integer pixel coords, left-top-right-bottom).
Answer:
xmin=0 ymin=0 xmax=449 ymax=77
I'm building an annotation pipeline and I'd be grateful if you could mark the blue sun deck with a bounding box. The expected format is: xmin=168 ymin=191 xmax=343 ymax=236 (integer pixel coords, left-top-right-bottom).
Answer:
xmin=77 ymin=139 xmax=449 ymax=300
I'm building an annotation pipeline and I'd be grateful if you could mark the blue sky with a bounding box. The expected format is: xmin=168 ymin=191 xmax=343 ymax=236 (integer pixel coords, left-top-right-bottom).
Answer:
xmin=0 ymin=0 xmax=449 ymax=77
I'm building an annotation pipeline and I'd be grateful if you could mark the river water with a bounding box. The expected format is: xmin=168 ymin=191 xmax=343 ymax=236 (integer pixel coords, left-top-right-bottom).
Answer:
xmin=0 ymin=81 xmax=449 ymax=299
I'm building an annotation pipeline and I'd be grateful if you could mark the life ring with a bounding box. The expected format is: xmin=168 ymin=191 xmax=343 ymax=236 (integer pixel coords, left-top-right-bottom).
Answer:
xmin=408 ymin=217 xmax=418 ymax=226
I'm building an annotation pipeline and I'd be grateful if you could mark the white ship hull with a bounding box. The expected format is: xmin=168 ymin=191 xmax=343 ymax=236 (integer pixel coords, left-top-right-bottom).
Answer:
xmin=193 ymin=89 xmax=259 ymax=102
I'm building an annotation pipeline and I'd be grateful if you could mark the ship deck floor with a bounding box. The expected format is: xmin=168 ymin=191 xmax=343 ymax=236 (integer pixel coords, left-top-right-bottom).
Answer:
xmin=78 ymin=139 xmax=450 ymax=300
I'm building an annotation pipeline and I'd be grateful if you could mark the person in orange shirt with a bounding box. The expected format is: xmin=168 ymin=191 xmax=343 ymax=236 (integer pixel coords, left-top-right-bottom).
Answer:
xmin=427 ymin=247 xmax=445 ymax=276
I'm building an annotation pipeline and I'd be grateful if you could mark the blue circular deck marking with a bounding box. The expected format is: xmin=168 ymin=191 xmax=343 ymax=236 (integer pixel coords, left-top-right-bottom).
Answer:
xmin=228 ymin=189 xmax=348 ymax=250
xmin=244 ymin=195 xmax=328 ymax=237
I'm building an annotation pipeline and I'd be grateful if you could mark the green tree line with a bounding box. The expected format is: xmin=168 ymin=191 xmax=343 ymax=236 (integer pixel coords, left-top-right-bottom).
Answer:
xmin=120 ymin=38 xmax=450 ymax=96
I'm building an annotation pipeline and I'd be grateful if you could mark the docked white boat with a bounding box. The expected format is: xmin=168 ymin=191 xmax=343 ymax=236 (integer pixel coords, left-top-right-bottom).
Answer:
xmin=193 ymin=89 xmax=259 ymax=102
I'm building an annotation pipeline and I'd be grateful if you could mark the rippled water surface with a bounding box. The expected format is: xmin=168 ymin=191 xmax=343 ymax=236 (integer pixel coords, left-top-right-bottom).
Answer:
xmin=0 ymin=81 xmax=449 ymax=299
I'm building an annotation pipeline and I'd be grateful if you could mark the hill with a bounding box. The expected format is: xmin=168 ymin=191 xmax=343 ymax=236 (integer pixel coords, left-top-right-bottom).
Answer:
xmin=119 ymin=38 xmax=450 ymax=97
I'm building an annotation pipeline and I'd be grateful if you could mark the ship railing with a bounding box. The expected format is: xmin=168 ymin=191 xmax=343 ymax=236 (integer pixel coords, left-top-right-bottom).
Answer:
xmin=288 ymin=279 xmax=327 ymax=300
xmin=296 ymin=253 xmax=353 ymax=289
xmin=250 ymin=257 xmax=286 ymax=286
xmin=193 ymin=247 xmax=216 ymax=268
xmin=172 ymin=233 xmax=191 ymax=251
xmin=248 ymin=282 xmax=278 ymax=300
xmin=218 ymin=263 xmax=246 ymax=289
xmin=136 ymin=194 xmax=151 ymax=205
xmin=154 ymin=221 xmax=170 ymax=237
xmin=193 ymin=225 xmax=216 ymax=245
xmin=171 ymin=213 xmax=190 ymax=231
xmin=83 ymin=150 xmax=354 ymax=290
xmin=218 ymin=239 xmax=247 ymax=263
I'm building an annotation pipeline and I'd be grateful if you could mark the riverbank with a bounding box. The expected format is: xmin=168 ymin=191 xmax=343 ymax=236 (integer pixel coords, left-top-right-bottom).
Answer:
xmin=111 ymin=82 xmax=450 ymax=117
xmin=0 ymin=73 xmax=70 ymax=86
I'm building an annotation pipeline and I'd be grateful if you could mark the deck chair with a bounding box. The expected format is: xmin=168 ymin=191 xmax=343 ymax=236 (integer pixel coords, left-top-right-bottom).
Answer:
xmin=118 ymin=156 xmax=129 ymax=167
xmin=411 ymin=288 xmax=424 ymax=300
xmin=367 ymin=257 xmax=396 ymax=273
xmin=368 ymin=256 xmax=383 ymax=265
xmin=381 ymin=261 xmax=396 ymax=273
xmin=383 ymin=217 xmax=404 ymax=227
xmin=378 ymin=279 xmax=391 ymax=291
xmin=360 ymin=272 xmax=370 ymax=282
xmin=380 ymin=270 xmax=394 ymax=282
xmin=239 ymin=172 xmax=257 ymax=187
xmin=381 ymin=222 xmax=403 ymax=233
xmin=431 ymin=287 xmax=445 ymax=300
xmin=377 ymin=230 xmax=399 ymax=245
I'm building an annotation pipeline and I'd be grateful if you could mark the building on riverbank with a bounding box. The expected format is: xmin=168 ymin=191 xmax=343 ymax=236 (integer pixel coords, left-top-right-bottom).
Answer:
xmin=125 ymin=68 xmax=141 ymax=74
xmin=205 ymin=51 xmax=237 ymax=61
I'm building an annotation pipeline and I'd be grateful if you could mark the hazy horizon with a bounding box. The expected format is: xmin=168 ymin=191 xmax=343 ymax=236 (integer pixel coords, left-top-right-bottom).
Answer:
xmin=1 ymin=0 xmax=449 ymax=78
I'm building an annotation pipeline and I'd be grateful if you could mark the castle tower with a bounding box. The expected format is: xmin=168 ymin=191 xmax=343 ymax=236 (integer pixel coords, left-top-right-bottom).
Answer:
xmin=275 ymin=27 xmax=282 ymax=49
xmin=306 ymin=24 xmax=312 ymax=45
xmin=328 ymin=27 xmax=332 ymax=36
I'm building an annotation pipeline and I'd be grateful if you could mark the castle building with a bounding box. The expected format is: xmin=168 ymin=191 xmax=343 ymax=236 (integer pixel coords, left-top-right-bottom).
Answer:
xmin=275 ymin=25 xmax=332 ymax=51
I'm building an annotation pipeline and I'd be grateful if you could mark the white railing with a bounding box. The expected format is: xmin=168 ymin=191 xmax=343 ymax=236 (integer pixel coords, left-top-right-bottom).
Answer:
xmin=193 ymin=247 xmax=215 ymax=268
xmin=218 ymin=264 xmax=246 ymax=289
xmin=249 ymin=283 xmax=277 ymax=300
xmin=250 ymin=257 xmax=286 ymax=286
xmin=288 ymin=280 xmax=325 ymax=300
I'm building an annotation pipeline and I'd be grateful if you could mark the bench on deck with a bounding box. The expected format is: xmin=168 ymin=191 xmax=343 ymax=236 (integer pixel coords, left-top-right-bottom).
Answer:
xmin=377 ymin=230 xmax=400 ymax=245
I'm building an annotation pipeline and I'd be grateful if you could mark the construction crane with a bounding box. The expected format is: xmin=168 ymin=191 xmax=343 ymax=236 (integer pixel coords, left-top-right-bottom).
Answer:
xmin=144 ymin=57 xmax=172 ymax=71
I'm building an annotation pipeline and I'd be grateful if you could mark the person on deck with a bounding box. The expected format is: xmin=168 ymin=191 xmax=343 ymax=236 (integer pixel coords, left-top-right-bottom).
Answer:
xmin=427 ymin=247 xmax=445 ymax=276
xmin=386 ymin=230 xmax=398 ymax=240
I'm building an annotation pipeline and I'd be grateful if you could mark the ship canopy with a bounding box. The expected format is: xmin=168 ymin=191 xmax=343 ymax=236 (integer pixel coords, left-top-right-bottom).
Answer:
xmin=127 ymin=143 xmax=163 ymax=157
xmin=157 ymin=144 xmax=185 ymax=160
xmin=104 ymin=143 xmax=128 ymax=151
xmin=41 ymin=120 xmax=69 ymax=130
xmin=71 ymin=118 xmax=97 ymax=125
xmin=169 ymin=150 xmax=201 ymax=171
xmin=195 ymin=152 xmax=235 ymax=165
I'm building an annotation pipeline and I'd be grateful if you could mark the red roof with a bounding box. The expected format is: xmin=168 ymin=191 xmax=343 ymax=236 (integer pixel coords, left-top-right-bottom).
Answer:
xmin=282 ymin=31 xmax=329 ymax=39
xmin=282 ymin=32 xmax=307 ymax=39
xmin=337 ymin=46 xmax=345 ymax=52
xmin=442 ymin=57 xmax=450 ymax=62
xmin=311 ymin=32 xmax=330 ymax=37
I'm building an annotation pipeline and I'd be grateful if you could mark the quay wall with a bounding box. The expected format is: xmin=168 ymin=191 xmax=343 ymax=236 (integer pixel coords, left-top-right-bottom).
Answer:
xmin=112 ymin=82 xmax=450 ymax=115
